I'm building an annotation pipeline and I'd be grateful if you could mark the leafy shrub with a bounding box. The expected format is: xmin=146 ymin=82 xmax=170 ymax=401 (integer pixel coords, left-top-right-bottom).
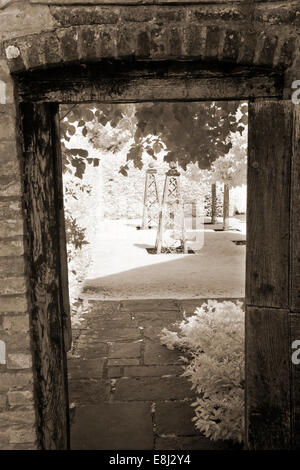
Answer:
xmin=160 ymin=300 xmax=244 ymax=444
xmin=61 ymin=125 xmax=103 ymax=319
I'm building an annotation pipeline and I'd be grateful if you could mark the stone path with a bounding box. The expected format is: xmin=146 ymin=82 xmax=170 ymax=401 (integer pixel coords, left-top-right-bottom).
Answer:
xmin=68 ymin=298 xmax=241 ymax=450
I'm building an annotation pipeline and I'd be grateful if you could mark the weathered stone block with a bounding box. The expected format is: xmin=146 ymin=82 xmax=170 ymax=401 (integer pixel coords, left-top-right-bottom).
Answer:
xmin=0 ymin=256 xmax=25 ymax=279
xmin=75 ymin=339 xmax=108 ymax=359
xmin=0 ymin=219 xmax=23 ymax=239
xmin=0 ymin=295 xmax=27 ymax=314
xmin=0 ymin=408 xmax=35 ymax=427
xmin=8 ymin=426 xmax=36 ymax=444
xmin=254 ymin=3 xmax=298 ymax=27
xmin=78 ymin=26 xmax=98 ymax=61
xmin=168 ymin=26 xmax=183 ymax=58
xmin=89 ymin=300 xmax=121 ymax=315
xmin=136 ymin=26 xmax=150 ymax=59
xmin=98 ymin=26 xmax=117 ymax=58
xmin=134 ymin=310 xmax=180 ymax=328
xmin=0 ymin=111 xmax=16 ymax=140
xmin=155 ymin=401 xmax=196 ymax=436
xmin=0 ymin=393 xmax=7 ymax=409
xmin=109 ymin=341 xmax=141 ymax=359
xmin=95 ymin=327 xmax=140 ymax=341
xmin=0 ymin=3 xmax=54 ymax=42
xmin=7 ymin=390 xmax=33 ymax=406
xmin=57 ymin=27 xmax=79 ymax=63
xmin=144 ymin=341 xmax=184 ymax=365
xmin=0 ymin=160 xmax=20 ymax=182
xmin=0 ymin=199 xmax=22 ymax=220
xmin=68 ymin=379 xmax=109 ymax=405
xmin=0 ymin=277 xmax=27 ymax=296
xmin=114 ymin=376 xmax=194 ymax=401
xmin=24 ymin=37 xmax=45 ymax=70
xmin=123 ymin=364 xmax=183 ymax=377
xmin=0 ymin=239 xmax=24 ymax=257
xmin=7 ymin=353 xmax=32 ymax=370
xmin=0 ymin=178 xmax=22 ymax=198
xmin=40 ymin=31 xmax=62 ymax=66
xmin=189 ymin=4 xmax=247 ymax=23
xmin=205 ymin=26 xmax=221 ymax=60
xmin=150 ymin=24 xmax=169 ymax=59
xmin=107 ymin=366 xmax=122 ymax=378
xmin=121 ymin=6 xmax=152 ymax=23
xmin=71 ymin=402 xmax=153 ymax=450
xmin=116 ymin=25 xmax=137 ymax=58
xmin=278 ymin=36 xmax=296 ymax=67
xmin=155 ymin=6 xmax=186 ymax=23
xmin=222 ymin=29 xmax=240 ymax=62
xmin=0 ymin=331 xmax=30 ymax=354
xmin=51 ymin=6 xmax=120 ymax=26
xmin=184 ymin=24 xmax=206 ymax=58
xmin=68 ymin=357 xmax=105 ymax=379
xmin=256 ymin=33 xmax=278 ymax=66
xmin=0 ymin=430 xmax=9 ymax=446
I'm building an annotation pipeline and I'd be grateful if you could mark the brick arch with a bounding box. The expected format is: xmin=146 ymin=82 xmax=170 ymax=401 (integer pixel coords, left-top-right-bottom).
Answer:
xmin=3 ymin=23 xmax=297 ymax=75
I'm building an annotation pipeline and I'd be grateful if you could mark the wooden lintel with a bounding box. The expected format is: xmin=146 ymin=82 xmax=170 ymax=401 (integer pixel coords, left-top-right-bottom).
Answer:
xmin=16 ymin=61 xmax=283 ymax=103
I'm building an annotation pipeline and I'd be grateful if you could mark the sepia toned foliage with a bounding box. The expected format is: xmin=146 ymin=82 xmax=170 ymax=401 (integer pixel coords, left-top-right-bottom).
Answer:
xmin=60 ymin=101 xmax=248 ymax=179
xmin=160 ymin=300 xmax=245 ymax=443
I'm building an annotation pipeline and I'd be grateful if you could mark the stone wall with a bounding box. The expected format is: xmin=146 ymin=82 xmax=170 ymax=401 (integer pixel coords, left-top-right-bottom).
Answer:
xmin=0 ymin=50 xmax=37 ymax=449
xmin=0 ymin=0 xmax=299 ymax=450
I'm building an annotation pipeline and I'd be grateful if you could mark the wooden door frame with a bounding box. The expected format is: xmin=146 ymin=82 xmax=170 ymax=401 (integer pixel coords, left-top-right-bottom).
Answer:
xmin=16 ymin=60 xmax=299 ymax=450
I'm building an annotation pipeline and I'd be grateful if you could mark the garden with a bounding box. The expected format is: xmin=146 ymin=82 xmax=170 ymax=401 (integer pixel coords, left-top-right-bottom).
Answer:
xmin=61 ymin=100 xmax=247 ymax=448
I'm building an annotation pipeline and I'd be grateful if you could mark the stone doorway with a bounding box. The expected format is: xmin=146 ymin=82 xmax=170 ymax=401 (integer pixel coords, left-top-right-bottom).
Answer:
xmin=11 ymin=57 xmax=299 ymax=450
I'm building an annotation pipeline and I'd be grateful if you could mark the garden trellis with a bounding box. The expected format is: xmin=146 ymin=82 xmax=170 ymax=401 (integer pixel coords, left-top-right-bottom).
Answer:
xmin=141 ymin=162 xmax=160 ymax=230
xmin=156 ymin=163 xmax=187 ymax=254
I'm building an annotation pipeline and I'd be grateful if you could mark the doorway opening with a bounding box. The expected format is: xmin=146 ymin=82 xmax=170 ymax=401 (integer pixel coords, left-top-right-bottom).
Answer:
xmin=59 ymin=100 xmax=247 ymax=450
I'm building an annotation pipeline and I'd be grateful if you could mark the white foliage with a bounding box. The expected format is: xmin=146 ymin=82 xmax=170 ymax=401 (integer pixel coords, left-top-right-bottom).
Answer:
xmin=160 ymin=300 xmax=245 ymax=443
xmin=210 ymin=127 xmax=247 ymax=188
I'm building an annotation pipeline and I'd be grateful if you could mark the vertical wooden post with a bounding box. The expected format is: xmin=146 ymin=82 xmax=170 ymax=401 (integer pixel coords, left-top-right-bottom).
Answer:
xmin=246 ymin=99 xmax=293 ymax=449
xmin=52 ymin=111 xmax=72 ymax=352
xmin=20 ymin=102 xmax=70 ymax=450
xmin=211 ymin=183 xmax=217 ymax=224
xmin=177 ymin=174 xmax=187 ymax=254
xmin=290 ymin=104 xmax=300 ymax=449
xmin=223 ymin=183 xmax=230 ymax=230
xmin=141 ymin=170 xmax=149 ymax=230
xmin=156 ymin=175 xmax=168 ymax=254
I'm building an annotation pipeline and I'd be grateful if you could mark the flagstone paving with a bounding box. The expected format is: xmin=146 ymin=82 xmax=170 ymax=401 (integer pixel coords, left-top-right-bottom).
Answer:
xmin=69 ymin=298 xmax=242 ymax=450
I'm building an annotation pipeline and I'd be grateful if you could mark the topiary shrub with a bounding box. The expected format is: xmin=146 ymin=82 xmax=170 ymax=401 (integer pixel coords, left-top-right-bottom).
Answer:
xmin=160 ymin=300 xmax=244 ymax=444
